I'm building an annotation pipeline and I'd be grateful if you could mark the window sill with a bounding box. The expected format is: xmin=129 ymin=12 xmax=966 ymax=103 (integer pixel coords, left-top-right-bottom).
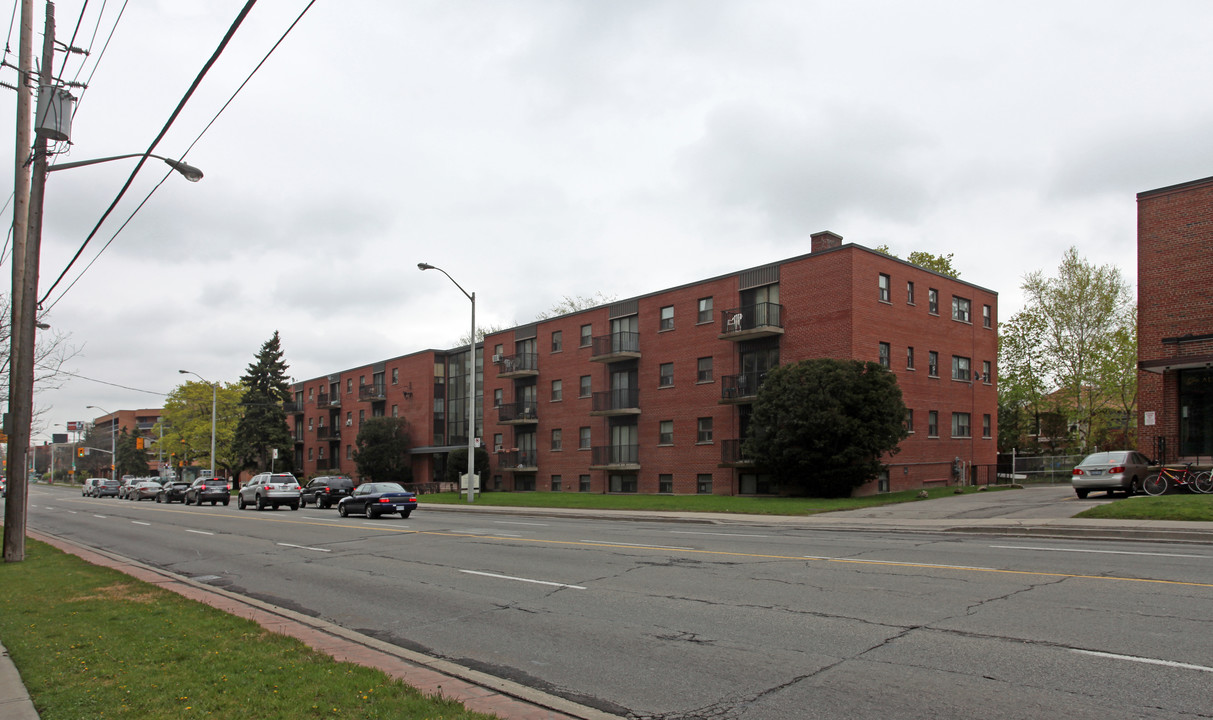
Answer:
xmin=696 ymin=379 xmax=713 ymax=384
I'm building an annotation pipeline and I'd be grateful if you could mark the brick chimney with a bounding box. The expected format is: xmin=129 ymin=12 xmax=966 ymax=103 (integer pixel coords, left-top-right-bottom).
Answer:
xmin=811 ymin=230 xmax=843 ymax=253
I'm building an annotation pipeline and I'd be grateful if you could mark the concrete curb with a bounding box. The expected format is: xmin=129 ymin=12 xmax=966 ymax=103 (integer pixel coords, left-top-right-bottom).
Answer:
xmin=0 ymin=641 xmax=40 ymax=720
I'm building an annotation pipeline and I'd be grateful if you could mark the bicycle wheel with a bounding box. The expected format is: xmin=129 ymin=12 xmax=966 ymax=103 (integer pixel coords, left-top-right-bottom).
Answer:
xmin=1143 ymin=473 xmax=1168 ymax=496
xmin=1193 ymin=471 xmax=1213 ymax=494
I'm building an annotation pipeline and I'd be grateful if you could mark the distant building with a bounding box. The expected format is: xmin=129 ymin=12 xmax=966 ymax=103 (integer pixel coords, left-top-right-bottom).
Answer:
xmin=86 ymin=408 xmax=163 ymax=477
xmin=1137 ymin=176 xmax=1213 ymax=463
xmin=290 ymin=231 xmax=998 ymax=494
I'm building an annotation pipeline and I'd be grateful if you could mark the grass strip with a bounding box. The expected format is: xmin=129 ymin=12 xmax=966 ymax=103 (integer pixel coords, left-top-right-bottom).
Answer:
xmin=1075 ymin=493 xmax=1213 ymax=522
xmin=419 ymin=484 xmax=1014 ymax=514
xmin=0 ymin=539 xmax=498 ymax=720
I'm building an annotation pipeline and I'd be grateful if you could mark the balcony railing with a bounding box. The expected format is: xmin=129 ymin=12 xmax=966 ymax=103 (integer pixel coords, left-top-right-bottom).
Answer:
xmin=498 ymin=401 xmax=539 ymax=424
xmin=720 ymin=439 xmax=754 ymax=465
xmin=358 ymin=383 xmax=386 ymax=401
xmin=496 ymin=352 xmax=539 ymax=378
xmin=719 ymin=303 xmax=785 ymax=340
xmin=720 ymin=371 xmax=767 ymax=402
xmin=284 ymin=401 xmax=305 ymax=414
xmin=498 ymin=449 xmax=537 ymax=470
xmin=317 ymin=393 xmax=341 ymax=409
xmin=316 ymin=426 xmax=341 ymax=441
xmin=316 ymin=458 xmax=339 ymax=471
xmin=591 ymin=388 xmax=641 ymax=415
xmin=590 ymin=444 xmax=640 ymax=468
xmin=590 ymin=331 xmax=641 ymax=362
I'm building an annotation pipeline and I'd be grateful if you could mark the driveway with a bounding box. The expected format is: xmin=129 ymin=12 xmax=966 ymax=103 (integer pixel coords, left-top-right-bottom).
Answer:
xmin=824 ymin=484 xmax=1105 ymax=521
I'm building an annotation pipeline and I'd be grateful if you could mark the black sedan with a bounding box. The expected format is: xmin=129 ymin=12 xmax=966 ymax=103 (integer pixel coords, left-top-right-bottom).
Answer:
xmin=156 ymin=480 xmax=192 ymax=504
xmin=336 ymin=482 xmax=417 ymax=519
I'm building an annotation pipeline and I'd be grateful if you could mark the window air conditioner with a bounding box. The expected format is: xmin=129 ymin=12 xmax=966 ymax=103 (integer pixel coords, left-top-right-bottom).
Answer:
xmin=491 ymin=354 xmax=502 ymax=363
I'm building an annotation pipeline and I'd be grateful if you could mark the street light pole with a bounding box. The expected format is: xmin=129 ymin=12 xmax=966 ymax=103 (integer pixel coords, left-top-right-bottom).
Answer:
xmin=418 ymin=263 xmax=477 ymax=502
xmin=86 ymin=406 xmax=116 ymax=480
xmin=179 ymin=370 xmax=217 ymax=477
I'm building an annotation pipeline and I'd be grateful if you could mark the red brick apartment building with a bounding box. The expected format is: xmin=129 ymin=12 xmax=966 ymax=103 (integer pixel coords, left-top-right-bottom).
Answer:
xmin=87 ymin=408 xmax=163 ymax=476
xmin=1137 ymin=176 xmax=1213 ymax=463
xmin=290 ymin=231 xmax=997 ymax=494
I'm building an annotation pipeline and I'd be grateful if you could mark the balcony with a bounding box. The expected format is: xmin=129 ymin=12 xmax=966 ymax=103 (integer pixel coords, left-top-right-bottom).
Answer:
xmin=284 ymin=401 xmax=305 ymax=414
xmin=316 ymin=458 xmax=339 ymax=471
xmin=498 ymin=449 xmax=537 ymax=472
xmin=495 ymin=352 xmax=539 ymax=378
xmin=317 ymin=393 xmax=341 ymax=409
xmin=316 ymin=426 xmax=341 ymax=441
xmin=590 ymin=331 xmax=641 ymax=363
xmin=719 ymin=371 xmax=766 ymax=404
xmin=720 ymin=439 xmax=754 ymax=466
xmin=719 ymin=303 xmax=785 ymax=341
xmin=358 ymin=383 xmax=386 ymax=402
xmin=591 ymin=388 xmax=641 ymax=416
xmin=590 ymin=444 xmax=640 ymax=470
xmin=498 ymin=401 xmax=538 ymax=425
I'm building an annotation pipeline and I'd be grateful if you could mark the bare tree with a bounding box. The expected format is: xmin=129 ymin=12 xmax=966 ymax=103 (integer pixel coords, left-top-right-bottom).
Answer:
xmin=0 ymin=292 xmax=81 ymax=433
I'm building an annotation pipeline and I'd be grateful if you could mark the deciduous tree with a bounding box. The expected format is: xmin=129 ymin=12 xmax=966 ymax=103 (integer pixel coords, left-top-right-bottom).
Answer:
xmin=160 ymin=381 xmax=245 ymax=477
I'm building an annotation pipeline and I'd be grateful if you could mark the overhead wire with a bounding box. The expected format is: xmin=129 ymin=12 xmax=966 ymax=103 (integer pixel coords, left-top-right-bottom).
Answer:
xmin=40 ymin=0 xmax=319 ymax=313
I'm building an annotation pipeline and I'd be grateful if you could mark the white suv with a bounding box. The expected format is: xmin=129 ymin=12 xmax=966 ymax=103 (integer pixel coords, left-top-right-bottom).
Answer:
xmin=237 ymin=472 xmax=301 ymax=511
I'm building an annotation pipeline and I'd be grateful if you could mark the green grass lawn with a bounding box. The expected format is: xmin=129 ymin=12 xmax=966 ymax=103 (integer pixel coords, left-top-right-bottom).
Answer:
xmin=0 ymin=540 xmax=499 ymax=720
xmin=1074 ymin=492 xmax=1213 ymax=522
xmin=420 ymin=484 xmax=1014 ymax=514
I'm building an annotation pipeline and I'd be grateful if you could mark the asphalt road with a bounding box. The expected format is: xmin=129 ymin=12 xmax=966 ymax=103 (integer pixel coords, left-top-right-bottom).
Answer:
xmin=20 ymin=485 xmax=1213 ymax=719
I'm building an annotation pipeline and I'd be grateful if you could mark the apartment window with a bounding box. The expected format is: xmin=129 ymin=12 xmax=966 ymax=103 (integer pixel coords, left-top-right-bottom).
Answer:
xmin=659 ymin=420 xmax=673 ymax=445
xmin=879 ymin=342 xmax=890 ymax=368
xmin=952 ymin=355 xmax=971 ymax=382
xmin=308 ymin=417 xmax=314 ymax=431
xmin=907 ymin=281 xmax=915 ymax=305
xmin=579 ymin=324 xmax=592 ymax=347
xmin=551 ymin=379 xmax=563 ymax=401
xmin=391 ymin=405 xmax=398 ymax=418
xmin=928 ymin=351 xmax=939 ymax=377
xmin=983 ymin=304 xmax=992 ymax=329
xmin=928 ymin=411 xmax=939 ymax=437
xmin=983 ymin=413 xmax=992 ymax=438
xmin=907 ymin=346 xmax=915 ymax=370
xmin=359 ymin=410 xmax=365 ymax=424
xmin=551 ymin=330 xmax=562 ymax=353
xmin=494 ymin=343 xmax=504 ymax=358
xmin=659 ymin=474 xmax=673 ymax=493
xmin=493 ymin=433 xmax=502 ymax=452
xmin=516 ymin=477 xmax=535 ymax=491
xmin=318 ymin=446 xmax=325 ymax=458
xmin=697 ymin=474 xmax=713 ymax=494
xmin=906 ymin=408 xmax=914 ymax=433
xmin=391 ymin=368 xmax=399 ymax=385
xmin=346 ymin=444 xmax=352 ymax=459
xmin=549 ymin=475 xmax=561 ymax=492
xmin=660 ymin=305 xmax=675 ymax=331
xmin=359 ymin=375 xmax=366 ymax=388
xmin=659 ymin=362 xmax=674 ymax=387
xmin=579 ymin=375 xmax=591 ymax=397
xmin=697 ymin=356 xmax=713 ymax=383
xmin=952 ymin=296 xmax=971 ymax=323
xmin=928 ymin=288 xmax=939 ymax=314
xmin=579 ymin=474 xmax=591 ymax=492
xmin=952 ymin=412 xmax=972 ymax=438
xmin=579 ymin=426 xmax=591 ymax=450
xmin=697 ymin=417 xmax=713 ymax=443
xmin=982 ymin=360 xmax=992 ymax=384
xmin=551 ymin=428 xmax=562 ymax=451
xmin=493 ymin=388 xmax=503 ymax=407
xmin=878 ymin=273 xmax=890 ymax=302
xmin=697 ymin=297 xmax=713 ymax=324
xmin=308 ymin=447 xmax=313 ymax=460
xmin=609 ymin=474 xmax=638 ymax=493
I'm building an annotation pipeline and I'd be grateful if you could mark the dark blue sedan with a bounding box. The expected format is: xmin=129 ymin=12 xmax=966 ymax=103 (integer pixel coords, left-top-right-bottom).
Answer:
xmin=336 ymin=482 xmax=417 ymax=519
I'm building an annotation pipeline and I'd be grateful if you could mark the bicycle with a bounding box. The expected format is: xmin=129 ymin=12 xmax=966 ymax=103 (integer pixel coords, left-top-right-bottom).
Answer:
xmin=1142 ymin=464 xmax=1213 ymax=496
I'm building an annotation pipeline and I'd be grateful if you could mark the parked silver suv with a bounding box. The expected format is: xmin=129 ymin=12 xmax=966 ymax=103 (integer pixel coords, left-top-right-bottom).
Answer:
xmin=237 ymin=472 xmax=301 ymax=511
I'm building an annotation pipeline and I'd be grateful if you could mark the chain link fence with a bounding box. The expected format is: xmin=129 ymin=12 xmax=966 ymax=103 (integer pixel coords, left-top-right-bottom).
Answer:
xmin=997 ymin=453 xmax=1084 ymax=485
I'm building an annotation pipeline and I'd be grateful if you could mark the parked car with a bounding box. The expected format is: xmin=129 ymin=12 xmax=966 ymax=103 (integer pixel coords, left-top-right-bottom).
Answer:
xmin=156 ymin=480 xmax=192 ymax=504
xmin=117 ymin=477 xmax=140 ymax=500
xmin=82 ymin=477 xmax=105 ymax=497
xmin=186 ymin=477 xmax=232 ymax=506
xmin=337 ymin=482 xmax=418 ymax=519
xmin=1071 ymin=450 xmax=1152 ymax=498
xmin=300 ymin=476 xmax=355 ymax=509
xmin=95 ymin=479 xmax=122 ymax=498
xmin=0 ymin=476 xmax=5 ymax=498
xmin=128 ymin=480 xmax=163 ymax=501
xmin=237 ymin=473 xmax=300 ymax=511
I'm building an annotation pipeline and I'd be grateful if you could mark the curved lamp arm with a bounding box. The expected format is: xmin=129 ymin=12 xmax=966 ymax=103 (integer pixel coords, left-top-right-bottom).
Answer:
xmin=49 ymin=153 xmax=203 ymax=182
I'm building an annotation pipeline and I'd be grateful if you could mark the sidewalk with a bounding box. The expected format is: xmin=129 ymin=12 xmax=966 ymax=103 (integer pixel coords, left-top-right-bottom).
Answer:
xmin=4 ymin=487 xmax=1211 ymax=719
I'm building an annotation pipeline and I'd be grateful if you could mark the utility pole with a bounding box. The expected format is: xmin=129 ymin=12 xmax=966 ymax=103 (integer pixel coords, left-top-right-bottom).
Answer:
xmin=4 ymin=1 xmax=54 ymax=563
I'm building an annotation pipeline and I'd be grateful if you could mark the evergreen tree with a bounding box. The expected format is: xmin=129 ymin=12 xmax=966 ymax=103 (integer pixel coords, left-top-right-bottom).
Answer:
xmin=352 ymin=417 xmax=413 ymax=483
xmin=233 ymin=332 xmax=293 ymax=473
xmin=114 ymin=428 xmax=150 ymax=478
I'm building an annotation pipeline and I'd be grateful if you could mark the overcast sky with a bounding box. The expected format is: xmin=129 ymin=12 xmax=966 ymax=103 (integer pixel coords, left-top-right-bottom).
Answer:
xmin=7 ymin=0 xmax=1213 ymax=443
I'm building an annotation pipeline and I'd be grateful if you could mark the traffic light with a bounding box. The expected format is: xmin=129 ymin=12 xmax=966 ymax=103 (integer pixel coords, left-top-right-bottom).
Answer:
xmin=77 ymin=448 xmax=85 ymax=457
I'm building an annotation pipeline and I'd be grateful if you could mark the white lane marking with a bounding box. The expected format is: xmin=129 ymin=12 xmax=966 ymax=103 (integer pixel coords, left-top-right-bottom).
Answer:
xmin=1072 ymin=649 xmax=1213 ymax=673
xmin=278 ymin=542 xmax=331 ymax=553
xmin=304 ymin=516 xmax=340 ymax=521
xmin=93 ymin=515 xmax=107 ymax=519
xmin=804 ymin=556 xmax=995 ymax=571
xmin=495 ymin=521 xmax=550 ymax=526
xmin=581 ymin=540 xmax=695 ymax=550
xmin=185 ymin=529 xmax=214 ymax=536
xmin=671 ymin=530 xmax=772 ymax=538
xmin=132 ymin=521 xmax=151 ymax=526
xmin=460 ymin=529 xmax=521 ymax=536
xmin=992 ymin=545 xmax=1207 ymax=559
xmin=68 ymin=510 xmax=77 ymax=514
xmin=459 ymin=570 xmax=585 ymax=590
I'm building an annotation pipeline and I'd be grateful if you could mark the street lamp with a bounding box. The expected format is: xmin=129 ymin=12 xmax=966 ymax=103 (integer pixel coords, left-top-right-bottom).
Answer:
xmin=418 ymin=262 xmax=478 ymax=502
xmin=49 ymin=153 xmax=203 ymax=181
xmin=179 ymin=370 xmax=217 ymax=478
xmin=85 ymin=406 xmax=116 ymax=480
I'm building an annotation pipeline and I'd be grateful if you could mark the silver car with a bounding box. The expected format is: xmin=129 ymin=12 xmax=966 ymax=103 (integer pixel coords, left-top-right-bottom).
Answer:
xmin=1071 ymin=450 xmax=1152 ymax=498
xmin=237 ymin=472 xmax=301 ymax=511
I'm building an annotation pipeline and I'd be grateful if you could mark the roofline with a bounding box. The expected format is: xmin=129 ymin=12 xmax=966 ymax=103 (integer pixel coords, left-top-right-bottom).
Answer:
xmin=1137 ymin=174 xmax=1213 ymax=200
